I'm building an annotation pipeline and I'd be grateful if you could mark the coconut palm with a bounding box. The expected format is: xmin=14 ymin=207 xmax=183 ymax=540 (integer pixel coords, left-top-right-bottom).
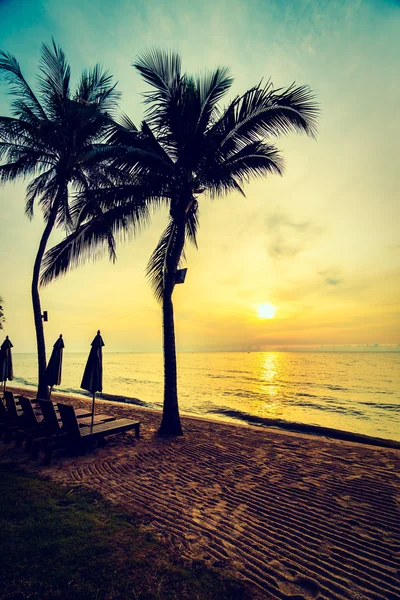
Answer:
xmin=0 ymin=40 xmax=120 ymax=396
xmin=41 ymin=50 xmax=318 ymax=434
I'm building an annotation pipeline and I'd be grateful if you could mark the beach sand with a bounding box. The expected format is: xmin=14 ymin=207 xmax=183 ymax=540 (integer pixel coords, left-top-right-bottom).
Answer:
xmin=2 ymin=388 xmax=400 ymax=599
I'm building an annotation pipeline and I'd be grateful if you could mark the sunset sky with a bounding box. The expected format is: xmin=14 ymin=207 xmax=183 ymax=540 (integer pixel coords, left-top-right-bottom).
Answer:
xmin=0 ymin=0 xmax=399 ymax=353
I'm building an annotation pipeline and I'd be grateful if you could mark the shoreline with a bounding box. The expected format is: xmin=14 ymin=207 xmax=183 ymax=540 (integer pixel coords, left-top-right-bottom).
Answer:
xmin=7 ymin=383 xmax=400 ymax=450
xmin=2 ymin=386 xmax=399 ymax=599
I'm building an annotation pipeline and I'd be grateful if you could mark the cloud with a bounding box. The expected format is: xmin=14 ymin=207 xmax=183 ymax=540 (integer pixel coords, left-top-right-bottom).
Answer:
xmin=264 ymin=212 xmax=323 ymax=258
xmin=318 ymin=268 xmax=343 ymax=286
xmin=300 ymin=35 xmax=315 ymax=56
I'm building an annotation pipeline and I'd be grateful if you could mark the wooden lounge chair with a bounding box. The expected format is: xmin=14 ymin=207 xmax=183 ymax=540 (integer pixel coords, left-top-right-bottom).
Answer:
xmin=0 ymin=399 xmax=6 ymax=419
xmin=34 ymin=403 xmax=140 ymax=465
xmin=0 ymin=400 xmax=7 ymax=436
xmin=39 ymin=400 xmax=116 ymax=433
xmin=58 ymin=403 xmax=140 ymax=444
xmin=4 ymin=390 xmax=23 ymax=420
xmin=30 ymin=400 xmax=118 ymax=459
xmin=15 ymin=396 xmax=47 ymax=450
xmin=3 ymin=391 xmax=28 ymax=441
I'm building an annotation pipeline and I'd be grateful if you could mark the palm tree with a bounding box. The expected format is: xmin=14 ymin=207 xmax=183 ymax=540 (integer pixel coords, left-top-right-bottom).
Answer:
xmin=0 ymin=40 xmax=120 ymax=397
xmin=40 ymin=50 xmax=318 ymax=434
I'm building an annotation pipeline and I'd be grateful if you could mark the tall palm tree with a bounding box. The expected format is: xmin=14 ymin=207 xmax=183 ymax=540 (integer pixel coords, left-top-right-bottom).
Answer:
xmin=40 ymin=50 xmax=318 ymax=434
xmin=0 ymin=40 xmax=120 ymax=397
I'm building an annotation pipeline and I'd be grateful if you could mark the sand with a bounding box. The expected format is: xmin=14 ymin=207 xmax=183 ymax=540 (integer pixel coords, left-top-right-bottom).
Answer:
xmin=2 ymin=388 xmax=400 ymax=600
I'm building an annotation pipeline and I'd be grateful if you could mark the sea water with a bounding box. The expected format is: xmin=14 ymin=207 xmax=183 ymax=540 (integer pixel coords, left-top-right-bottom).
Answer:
xmin=10 ymin=351 xmax=400 ymax=441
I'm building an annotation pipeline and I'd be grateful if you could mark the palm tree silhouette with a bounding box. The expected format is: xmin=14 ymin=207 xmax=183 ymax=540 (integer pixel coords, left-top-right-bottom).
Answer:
xmin=41 ymin=50 xmax=318 ymax=434
xmin=0 ymin=40 xmax=120 ymax=397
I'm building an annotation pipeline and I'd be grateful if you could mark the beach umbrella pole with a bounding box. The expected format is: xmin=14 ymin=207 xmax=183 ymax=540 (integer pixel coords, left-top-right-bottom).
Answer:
xmin=91 ymin=392 xmax=95 ymax=426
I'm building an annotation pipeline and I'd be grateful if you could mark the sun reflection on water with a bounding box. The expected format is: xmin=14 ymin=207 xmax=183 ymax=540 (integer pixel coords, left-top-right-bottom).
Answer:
xmin=257 ymin=353 xmax=284 ymax=418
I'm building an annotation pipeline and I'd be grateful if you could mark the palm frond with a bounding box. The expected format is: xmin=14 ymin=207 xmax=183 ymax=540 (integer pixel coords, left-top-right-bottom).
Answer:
xmin=37 ymin=39 xmax=71 ymax=109
xmin=0 ymin=51 xmax=47 ymax=120
xmin=221 ymin=141 xmax=283 ymax=178
xmin=195 ymin=66 xmax=233 ymax=134
xmin=72 ymin=184 xmax=158 ymax=224
xmin=116 ymin=111 xmax=138 ymax=132
xmin=40 ymin=219 xmax=116 ymax=286
xmin=145 ymin=219 xmax=176 ymax=303
xmin=140 ymin=120 xmax=175 ymax=166
xmin=104 ymin=112 xmax=139 ymax=145
xmin=75 ymin=64 xmax=121 ymax=113
xmin=212 ymin=81 xmax=319 ymax=153
xmin=25 ymin=168 xmax=56 ymax=218
xmin=0 ymin=115 xmax=32 ymax=137
xmin=201 ymin=141 xmax=283 ymax=198
xmin=133 ymin=48 xmax=184 ymax=154
xmin=185 ymin=200 xmax=199 ymax=249
xmin=55 ymin=183 xmax=72 ymax=229
xmin=0 ymin=155 xmax=45 ymax=183
xmin=0 ymin=139 xmax=53 ymax=165
xmin=134 ymin=48 xmax=181 ymax=101
xmin=40 ymin=199 xmax=154 ymax=286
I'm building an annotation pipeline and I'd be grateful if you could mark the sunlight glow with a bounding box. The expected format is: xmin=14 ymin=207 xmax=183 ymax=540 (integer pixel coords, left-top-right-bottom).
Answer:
xmin=257 ymin=303 xmax=277 ymax=319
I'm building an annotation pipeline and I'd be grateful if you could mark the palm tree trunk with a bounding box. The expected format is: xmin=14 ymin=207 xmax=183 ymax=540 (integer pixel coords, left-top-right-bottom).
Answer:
xmin=158 ymin=217 xmax=186 ymax=436
xmin=158 ymin=287 xmax=183 ymax=435
xmin=32 ymin=198 xmax=61 ymax=399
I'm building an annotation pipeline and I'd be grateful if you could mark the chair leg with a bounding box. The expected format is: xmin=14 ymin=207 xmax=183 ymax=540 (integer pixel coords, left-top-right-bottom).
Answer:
xmin=4 ymin=428 xmax=13 ymax=443
xmin=15 ymin=430 xmax=25 ymax=448
xmin=25 ymin=434 xmax=35 ymax=452
xmin=43 ymin=443 xmax=55 ymax=466
xmin=31 ymin=440 xmax=40 ymax=460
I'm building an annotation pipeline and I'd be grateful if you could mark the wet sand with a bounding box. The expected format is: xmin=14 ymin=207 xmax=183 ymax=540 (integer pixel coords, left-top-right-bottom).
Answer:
xmin=2 ymin=388 xmax=400 ymax=599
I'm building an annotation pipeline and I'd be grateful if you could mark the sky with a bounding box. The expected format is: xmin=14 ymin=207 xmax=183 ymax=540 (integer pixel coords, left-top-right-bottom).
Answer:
xmin=0 ymin=0 xmax=399 ymax=353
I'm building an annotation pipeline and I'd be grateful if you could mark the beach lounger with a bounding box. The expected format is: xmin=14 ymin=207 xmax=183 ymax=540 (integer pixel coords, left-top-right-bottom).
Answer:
xmin=4 ymin=391 xmax=23 ymax=420
xmin=15 ymin=396 xmax=47 ymax=450
xmin=58 ymin=403 xmax=140 ymax=443
xmin=39 ymin=400 xmax=116 ymax=430
xmin=33 ymin=403 xmax=139 ymax=465
xmin=0 ymin=400 xmax=7 ymax=436
xmin=30 ymin=400 xmax=118 ymax=459
xmin=3 ymin=391 xmax=28 ymax=441
xmin=0 ymin=399 xmax=6 ymax=420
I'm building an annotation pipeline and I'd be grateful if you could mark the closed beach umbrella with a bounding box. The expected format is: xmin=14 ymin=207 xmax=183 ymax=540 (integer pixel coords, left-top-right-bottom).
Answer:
xmin=44 ymin=334 xmax=64 ymax=399
xmin=0 ymin=335 xmax=13 ymax=398
xmin=81 ymin=330 xmax=104 ymax=425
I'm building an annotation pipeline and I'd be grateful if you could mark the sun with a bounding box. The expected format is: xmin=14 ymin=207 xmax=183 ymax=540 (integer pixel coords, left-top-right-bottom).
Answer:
xmin=257 ymin=303 xmax=277 ymax=319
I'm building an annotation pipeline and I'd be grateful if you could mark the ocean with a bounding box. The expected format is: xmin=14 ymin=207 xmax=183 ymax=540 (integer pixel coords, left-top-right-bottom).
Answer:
xmin=9 ymin=351 xmax=400 ymax=442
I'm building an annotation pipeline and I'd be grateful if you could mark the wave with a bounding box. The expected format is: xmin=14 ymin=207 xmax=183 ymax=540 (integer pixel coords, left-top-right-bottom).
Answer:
xmin=13 ymin=377 xmax=36 ymax=388
xmin=115 ymin=377 xmax=160 ymax=386
xmin=324 ymin=384 xmax=349 ymax=391
xmin=206 ymin=407 xmax=400 ymax=449
xmin=65 ymin=388 xmax=152 ymax=408
xmin=356 ymin=401 xmax=400 ymax=412
xmin=11 ymin=379 xmax=153 ymax=409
